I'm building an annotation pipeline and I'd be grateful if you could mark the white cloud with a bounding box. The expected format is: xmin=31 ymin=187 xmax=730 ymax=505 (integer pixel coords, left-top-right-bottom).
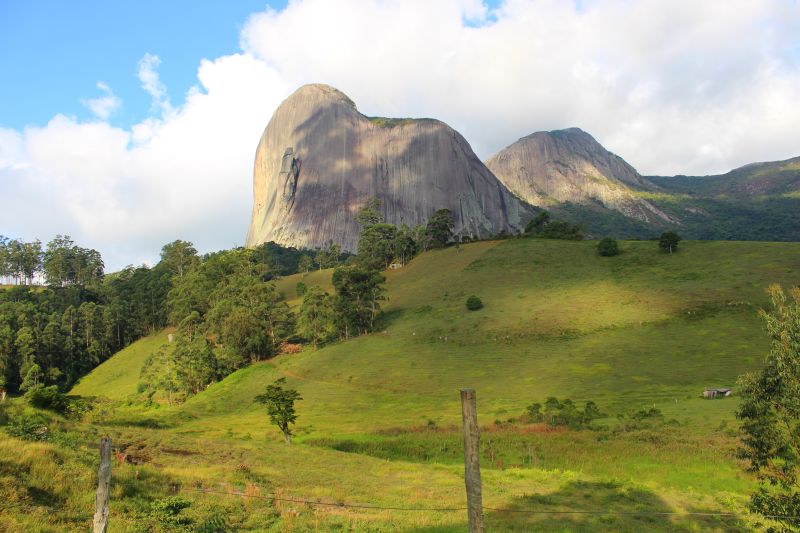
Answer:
xmin=240 ymin=0 xmax=800 ymax=176
xmin=81 ymin=81 xmax=121 ymax=120
xmin=138 ymin=53 xmax=172 ymax=115
xmin=1 ymin=0 xmax=799 ymax=269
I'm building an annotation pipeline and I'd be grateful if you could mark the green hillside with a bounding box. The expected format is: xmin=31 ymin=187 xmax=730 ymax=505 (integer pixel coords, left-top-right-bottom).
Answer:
xmin=38 ymin=239 xmax=800 ymax=530
xmin=170 ymin=240 xmax=798 ymax=433
xmin=70 ymin=330 xmax=172 ymax=400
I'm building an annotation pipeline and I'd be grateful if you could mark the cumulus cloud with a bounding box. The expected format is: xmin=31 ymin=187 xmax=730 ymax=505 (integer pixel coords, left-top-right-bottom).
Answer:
xmin=81 ymin=82 xmax=121 ymax=120
xmin=240 ymin=0 xmax=800 ymax=175
xmin=1 ymin=0 xmax=799 ymax=269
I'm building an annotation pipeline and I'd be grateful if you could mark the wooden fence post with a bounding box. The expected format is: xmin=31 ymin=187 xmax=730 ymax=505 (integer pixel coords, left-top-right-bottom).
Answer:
xmin=93 ymin=437 xmax=112 ymax=533
xmin=460 ymin=389 xmax=485 ymax=533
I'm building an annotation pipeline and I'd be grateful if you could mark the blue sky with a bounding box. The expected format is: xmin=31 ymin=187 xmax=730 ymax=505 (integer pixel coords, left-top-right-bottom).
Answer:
xmin=1 ymin=0 xmax=798 ymax=270
xmin=0 ymin=1 xmax=285 ymax=129
xmin=0 ymin=0 xmax=510 ymax=131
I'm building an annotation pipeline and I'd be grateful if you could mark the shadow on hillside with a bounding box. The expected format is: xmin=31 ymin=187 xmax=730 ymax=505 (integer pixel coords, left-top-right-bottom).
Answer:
xmin=104 ymin=416 xmax=175 ymax=429
xmin=407 ymin=480 xmax=748 ymax=533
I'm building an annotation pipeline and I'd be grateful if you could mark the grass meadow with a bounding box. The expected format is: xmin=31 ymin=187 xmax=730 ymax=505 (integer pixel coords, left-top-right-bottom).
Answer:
xmin=3 ymin=238 xmax=800 ymax=531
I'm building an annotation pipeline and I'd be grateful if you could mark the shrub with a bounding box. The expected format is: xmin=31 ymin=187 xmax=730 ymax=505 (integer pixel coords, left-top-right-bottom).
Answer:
xmin=597 ymin=238 xmax=620 ymax=256
xmin=631 ymin=407 xmax=663 ymax=420
xmin=150 ymin=496 xmax=192 ymax=526
xmin=466 ymin=295 xmax=483 ymax=310
xmin=537 ymin=220 xmax=584 ymax=240
xmin=6 ymin=413 xmax=50 ymax=441
xmin=529 ymin=397 xmax=604 ymax=429
xmin=295 ymin=281 xmax=307 ymax=297
xmin=25 ymin=385 xmax=70 ymax=413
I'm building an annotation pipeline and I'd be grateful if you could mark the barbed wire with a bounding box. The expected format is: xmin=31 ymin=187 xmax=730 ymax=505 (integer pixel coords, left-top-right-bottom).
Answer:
xmin=179 ymin=486 xmax=797 ymax=520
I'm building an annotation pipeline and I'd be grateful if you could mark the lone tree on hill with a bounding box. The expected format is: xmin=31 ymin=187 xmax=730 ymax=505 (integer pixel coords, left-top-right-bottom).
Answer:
xmin=659 ymin=231 xmax=681 ymax=254
xmin=737 ymin=285 xmax=800 ymax=530
xmin=256 ymin=377 xmax=302 ymax=444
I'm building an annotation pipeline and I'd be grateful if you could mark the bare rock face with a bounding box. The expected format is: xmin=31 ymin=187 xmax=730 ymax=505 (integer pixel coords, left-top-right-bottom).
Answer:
xmin=246 ymin=84 xmax=533 ymax=252
xmin=485 ymin=128 xmax=676 ymax=224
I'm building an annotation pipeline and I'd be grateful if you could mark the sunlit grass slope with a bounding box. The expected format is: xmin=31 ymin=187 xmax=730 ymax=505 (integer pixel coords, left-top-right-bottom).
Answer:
xmin=70 ymin=330 xmax=171 ymax=399
xmin=175 ymin=239 xmax=799 ymax=434
xmin=45 ymin=239 xmax=800 ymax=530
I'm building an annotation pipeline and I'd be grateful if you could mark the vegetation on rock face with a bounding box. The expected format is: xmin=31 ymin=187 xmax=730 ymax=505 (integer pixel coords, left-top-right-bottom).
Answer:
xmin=737 ymin=285 xmax=800 ymax=530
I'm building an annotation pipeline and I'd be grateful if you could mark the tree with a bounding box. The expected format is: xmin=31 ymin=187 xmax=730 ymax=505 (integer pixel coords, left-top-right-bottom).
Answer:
xmin=355 ymin=197 xmax=384 ymax=227
xmin=205 ymin=275 xmax=295 ymax=362
xmin=394 ymin=224 xmax=418 ymax=266
xmin=357 ymin=223 xmax=398 ymax=270
xmin=659 ymin=231 xmax=681 ymax=254
xmin=43 ymin=235 xmax=74 ymax=287
xmin=42 ymin=236 xmax=104 ymax=287
xmin=525 ymin=211 xmax=551 ymax=234
xmin=597 ymin=238 xmax=620 ymax=257
xmin=20 ymin=363 xmax=42 ymax=392
xmin=295 ymin=281 xmax=307 ymax=297
xmin=0 ymin=236 xmax=9 ymax=282
xmin=525 ymin=211 xmax=583 ymax=240
xmin=426 ymin=209 xmax=454 ymax=248
xmin=537 ymin=220 xmax=583 ymax=240
xmin=332 ymin=265 xmax=386 ymax=338
xmin=160 ymin=240 xmax=199 ymax=279
xmin=314 ymin=243 xmax=342 ymax=270
xmin=298 ymin=255 xmax=313 ymax=273
xmin=737 ymin=285 xmax=800 ymax=531
xmin=255 ymin=377 xmax=302 ymax=444
xmin=297 ymin=286 xmax=336 ymax=347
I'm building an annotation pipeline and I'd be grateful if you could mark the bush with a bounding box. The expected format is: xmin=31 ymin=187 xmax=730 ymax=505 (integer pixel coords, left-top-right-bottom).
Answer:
xmin=6 ymin=413 xmax=50 ymax=441
xmin=25 ymin=385 xmax=70 ymax=413
xmin=150 ymin=496 xmax=192 ymax=526
xmin=597 ymin=238 xmax=620 ymax=256
xmin=528 ymin=397 xmax=604 ymax=429
xmin=295 ymin=281 xmax=307 ymax=297
xmin=466 ymin=295 xmax=483 ymax=310
xmin=631 ymin=407 xmax=663 ymax=420
xmin=537 ymin=220 xmax=584 ymax=240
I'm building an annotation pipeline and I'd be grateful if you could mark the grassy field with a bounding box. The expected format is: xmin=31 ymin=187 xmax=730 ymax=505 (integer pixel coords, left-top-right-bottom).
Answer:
xmin=4 ymin=238 xmax=800 ymax=531
xmin=71 ymin=330 xmax=173 ymax=400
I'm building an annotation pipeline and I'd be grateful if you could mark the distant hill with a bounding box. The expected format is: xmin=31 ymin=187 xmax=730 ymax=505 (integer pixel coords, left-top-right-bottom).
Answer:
xmin=645 ymin=157 xmax=800 ymax=241
xmin=245 ymin=84 xmax=533 ymax=252
xmin=488 ymin=128 xmax=800 ymax=241
xmin=485 ymin=128 xmax=674 ymax=226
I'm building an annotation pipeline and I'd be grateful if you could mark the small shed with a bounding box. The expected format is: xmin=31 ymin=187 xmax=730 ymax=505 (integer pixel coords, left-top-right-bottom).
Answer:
xmin=703 ymin=388 xmax=732 ymax=399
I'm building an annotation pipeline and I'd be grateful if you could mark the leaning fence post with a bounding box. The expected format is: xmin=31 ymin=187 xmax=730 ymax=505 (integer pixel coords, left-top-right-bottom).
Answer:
xmin=93 ymin=437 xmax=112 ymax=533
xmin=460 ymin=388 xmax=485 ymax=533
